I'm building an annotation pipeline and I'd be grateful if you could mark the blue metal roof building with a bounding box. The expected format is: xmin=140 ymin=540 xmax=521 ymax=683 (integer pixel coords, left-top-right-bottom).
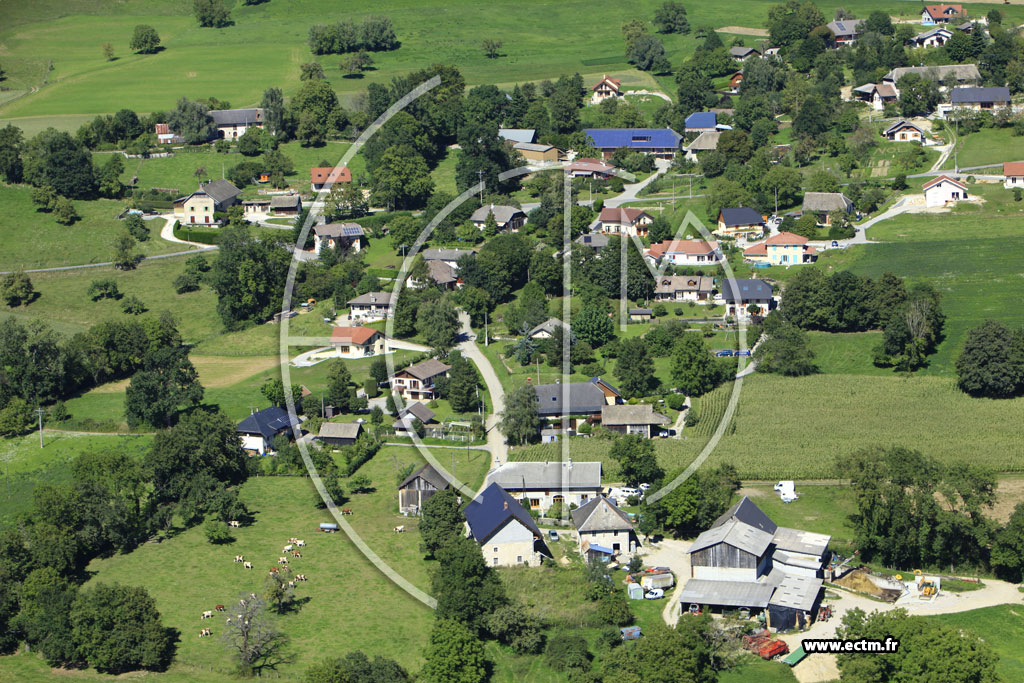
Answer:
xmin=684 ymin=112 xmax=717 ymax=131
xmin=584 ymin=128 xmax=683 ymax=158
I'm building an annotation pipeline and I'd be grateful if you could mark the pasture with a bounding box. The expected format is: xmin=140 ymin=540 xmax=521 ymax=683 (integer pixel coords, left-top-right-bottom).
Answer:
xmin=941 ymin=127 xmax=1019 ymax=171
xmin=929 ymin=605 xmax=1024 ymax=683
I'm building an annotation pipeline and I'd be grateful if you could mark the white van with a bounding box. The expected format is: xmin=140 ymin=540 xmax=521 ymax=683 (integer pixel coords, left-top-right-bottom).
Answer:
xmin=774 ymin=480 xmax=794 ymax=493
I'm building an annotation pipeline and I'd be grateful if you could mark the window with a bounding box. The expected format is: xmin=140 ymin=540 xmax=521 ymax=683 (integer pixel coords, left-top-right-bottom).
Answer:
xmin=530 ymin=498 xmax=540 ymax=509
xmin=493 ymin=558 xmax=498 ymax=565
xmin=493 ymin=547 xmax=498 ymax=553
xmin=517 ymin=555 xmax=523 ymax=563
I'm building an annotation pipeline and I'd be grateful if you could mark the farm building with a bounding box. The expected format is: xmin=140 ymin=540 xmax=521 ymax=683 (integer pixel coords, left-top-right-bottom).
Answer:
xmin=470 ymin=204 xmax=527 ymax=232
xmin=882 ymin=64 xmax=979 ymax=87
xmin=646 ymin=239 xmax=723 ymax=267
xmin=679 ymin=497 xmax=831 ymax=630
xmin=801 ymin=192 xmax=853 ymax=226
xmin=484 ymin=460 xmax=603 ymax=511
xmin=269 ymin=194 xmax=302 ymax=216
xmin=316 ymin=422 xmax=362 ymax=447
xmin=923 ymin=175 xmax=971 ymax=208
xmin=310 ymin=166 xmax=352 ymax=191
xmin=600 ymin=404 xmax=670 ymax=438
xmin=392 ymin=359 xmax=451 ymax=402
xmin=498 ymin=128 xmax=537 ymax=144
xmin=599 ymin=207 xmax=653 ymax=237
xmin=398 ymin=462 xmax=450 ymax=515
xmin=653 ymin=275 xmax=716 ymax=303
xmin=464 ymin=483 xmax=550 ymax=567
xmin=242 ymin=199 xmax=271 ymax=218
xmin=684 ymin=130 xmax=720 ymax=158
xmin=591 ymin=75 xmax=622 ymax=104
xmin=236 ymin=406 xmax=295 ymax=455
xmin=330 ymin=326 xmax=385 ymax=358
xmin=1003 ymin=162 xmax=1024 ymax=189
xmin=347 ymin=292 xmax=394 ymax=321
xmin=209 ymin=108 xmax=263 ymax=139
xmin=940 ymin=87 xmax=1012 ymax=117
xmin=883 ymin=120 xmax=926 ymax=142
xmin=684 ymin=112 xmax=717 ymax=133
xmin=573 ymin=496 xmax=639 ymax=556
xmin=513 ymin=142 xmax=561 ymax=163
xmin=716 ymin=207 xmax=764 ymax=239
xmin=313 ymin=223 xmax=365 ymax=255
xmin=584 ymin=128 xmax=684 ymax=159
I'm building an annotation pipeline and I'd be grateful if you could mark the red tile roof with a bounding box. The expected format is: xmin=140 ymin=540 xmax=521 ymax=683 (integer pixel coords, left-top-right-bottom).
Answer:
xmin=599 ymin=207 xmax=650 ymax=225
xmin=311 ymin=167 xmax=352 ymax=184
xmin=923 ymin=4 xmax=962 ymax=19
xmin=1003 ymin=162 xmax=1024 ymax=176
xmin=331 ymin=326 xmax=381 ymax=345
xmin=765 ymin=232 xmax=809 ymax=245
xmin=743 ymin=243 xmax=767 ymax=256
xmin=592 ymin=75 xmax=621 ymax=92
xmin=647 ymin=239 xmax=720 ymax=259
xmin=154 ymin=123 xmax=170 ymax=135
xmin=922 ymin=175 xmax=967 ymax=192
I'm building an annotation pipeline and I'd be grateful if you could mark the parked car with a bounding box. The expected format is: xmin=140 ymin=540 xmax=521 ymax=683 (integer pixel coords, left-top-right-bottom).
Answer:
xmin=645 ymin=589 xmax=665 ymax=600
xmin=619 ymin=487 xmax=640 ymax=497
xmin=736 ymin=349 xmax=751 ymax=357
xmin=715 ymin=349 xmax=734 ymax=357
xmin=548 ymin=529 xmax=559 ymax=542
xmin=658 ymin=429 xmax=670 ymax=438
xmin=639 ymin=483 xmax=651 ymax=491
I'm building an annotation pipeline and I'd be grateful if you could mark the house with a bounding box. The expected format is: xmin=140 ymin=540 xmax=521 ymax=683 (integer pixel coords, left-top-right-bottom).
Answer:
xmin=584 ymin=128 xmax=684 ymax=159
xmin=729 ymin=46 xmax=760 ymax=61
xmin=236 ymin=406 xmax=294 ymax=455
xmin=923 ymin=175 xmax=970 ymax=207
xmin=330 ymin=326 xmax=386 ymax=358
xmin=728 ymin=72 xmax=744 ymax=91
xmin=646 ymin=239 xmax=723 ymax=267
xmin=526 ymin=317 xmax=569 ymax=341
xmin=347 ymin=292 xmax=395 ymax=321
xmin=743 ymin=232 xmax=817 ymax=266
xmin=514 ymin=142 xmax=561 ymax=163
xmin=683 ymin=131 xmax=721 ymax=160
xmin=392 ymin=359 xmax=451 ymax=401
xmin=393 ymin=401 xmax=437 ymax=437
xmin=801 ymin=192 xmax=853 ymax=226
xmin=398 ymin=462 xmax=450 ymax=515
xmin=422 ymin=248 xmax=475 ymax=269
xmin=209 ymin=108 xmax=264 ymax=139
xmin=591 ymin=75 xmax=623 ymax=104
xmin=653 ymin=275 xmax=716 ymax=303
xmin=851 ymin=83 xmax=898 ymax=111
xmin=628 ymin=308 xmax=652 ymax=323
xmin=572 ymin=496 xmax=639 ymax=556
xmin=173 ymin=180 xmax=242 ymax=225
xmin=532 ymin=377 xmax=621 ymax=429
xmin=883 ymin=120 xmax=926 ymax=142
xmin=601 ymin=404 xmax=670 ymax=438
xmin=498 ymin=128 xmax=537 ymax=144
xmin=911 ymin=27 xmax=953 ymax=48
xmin=921 ymin=4 xmax=963 ymax=25
xmin=883 ymin=64 xmax=979 ymax=87
xmin=408 ymin=259 xmax=459 ymax=290
xmin=1003 ymin=162 xmax=1024 ymax=189
xmin=270 ymin=194 xmax=302 ymax=216
xmin=310 ymin=166 xmax=352 ymax=192
xmin=484 ymin=460 xmax=603 ymax=511
xmin=470 ymin=204 xmax=527 ymax=232
xmin=599 ymin=207 xmax=653 ymax=237
xmin=940 ymin=87 xmax=1012 ymax=117
xmin=576 ymin=233 xmax=611 ymax=251
xmin=241 ymin=199 xmax=271 ymax=218
xmin=716 ymin=207 xmax=764 ymax=239
xmin=565 ymin=158 xmax=617 ymax=179
xmin=316 ymin=422 xmax=362 ymax=447
xmin=684 ymin=112 xmax=717 ymax=134
xmin=827 ymin=19 xmax=863 ymax=46
xmin=464 ymin=482 xmax=549 ymax=567
xmin=718 ymin=278 xmax=773 ymax=318
xmin=154 ymin=123 xmax=182 ymax=145
xmin=313 ymin=223 xmax=365 ymax=255
xmin=679 ymin=496 xmax=830 ymax=629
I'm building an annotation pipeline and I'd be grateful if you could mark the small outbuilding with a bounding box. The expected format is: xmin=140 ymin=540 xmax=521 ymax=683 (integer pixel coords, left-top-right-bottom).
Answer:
xmin=316 ymin=421 xmax=362 ymax=447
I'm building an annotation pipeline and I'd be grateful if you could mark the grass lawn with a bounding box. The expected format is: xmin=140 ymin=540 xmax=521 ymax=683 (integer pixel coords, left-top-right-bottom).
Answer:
xmin=929 ymin=605 xmax=1024 ymax=683
xmin=0 ymin=184 xmax=184 ymax=271
xmin=735 ymin=485 xmax=858 ymax=545
xmin=430 ymin=147 xmax=459 ymax=196
xmin=719 ymin=656 xmax=798 ymax=683
xmin=805 ymin=331 xmax=892 ymax=376
xmin=941 ymin=127 xmax=1019 ymax=171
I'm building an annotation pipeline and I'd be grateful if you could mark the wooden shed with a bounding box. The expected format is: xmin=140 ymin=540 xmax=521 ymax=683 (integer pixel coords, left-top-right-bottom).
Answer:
xmin=398 ymin=463 xmax=450 ymax=515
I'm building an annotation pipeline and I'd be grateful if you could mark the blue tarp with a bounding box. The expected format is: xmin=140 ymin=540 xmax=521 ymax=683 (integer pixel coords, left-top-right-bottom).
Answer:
xmin=589 ymin=544 xmax=614 ymax=554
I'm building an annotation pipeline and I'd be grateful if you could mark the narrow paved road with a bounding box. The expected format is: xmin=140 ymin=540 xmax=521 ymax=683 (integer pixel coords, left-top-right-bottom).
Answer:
xmin=456 ymin=312 xmax=507 ymax=470
xmin=604 ymin=158 xmax=671 ymax=208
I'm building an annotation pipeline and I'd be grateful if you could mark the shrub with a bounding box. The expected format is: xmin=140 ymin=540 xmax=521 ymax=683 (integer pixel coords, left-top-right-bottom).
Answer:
xmin=684 ymin=410 xmax=700 ymax=427
xmin=674 ymin=306 xmax=684 ymax=316
xmin=204 ymin=519 xmax=234 ymax=544
xmin=652 ymin=304 xmax=667 ymax=317
xmin=88 ymin=278 xmax=121 ymax=301
xmin=1015 ymin=188 xmax=1023 ymax=202
xmin=665 ymin=393 xmax=687 ymax=410
xmin=545 ymin=633 xmax=592 ymax=672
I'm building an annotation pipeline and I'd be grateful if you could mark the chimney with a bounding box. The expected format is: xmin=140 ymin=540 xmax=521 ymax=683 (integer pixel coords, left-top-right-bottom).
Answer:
xmin=567 ymin=458 xmax=573 ymax=470
xmin=503 ymin=501 xmax=508 ymax=510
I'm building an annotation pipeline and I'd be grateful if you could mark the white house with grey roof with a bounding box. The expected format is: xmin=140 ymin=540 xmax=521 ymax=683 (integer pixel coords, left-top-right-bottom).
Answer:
xmin=571 ymin=495 xmax=639 ymax=556
xmin=526 ymin=317 xmax=569 ymax=340
xmin=717 ymin=279 xmax=774 ymax=319
xmin=347 ymin=292 xmax=395 ymax=321
xmin=173 ymin=179 xmax=242 ymax=225
xmin=314 ymin=223 xmax=365 ymax=255
xmin=601 ymin=404 xmax=671 ymax=438
xmin=209 ymin=108 xmax=264 ymax=140
xmin=470 ymin=204 xmax=527 ymax=232
xmin=484 ymin=460 xmax=603 ymax=511
xmin=679 ymin=497 xmax=830 ymax=630
xmin=532 ymin=377 xmax=621 ymax=430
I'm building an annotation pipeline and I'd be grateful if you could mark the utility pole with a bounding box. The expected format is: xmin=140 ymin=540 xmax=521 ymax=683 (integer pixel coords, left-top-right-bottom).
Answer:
xmin=477 ymin=170 xmax=485 ymax=203
xmin=34 ymin=408 xmax=45 ymax=448
xmin=484 ymin=310 xmax=489 ymax=347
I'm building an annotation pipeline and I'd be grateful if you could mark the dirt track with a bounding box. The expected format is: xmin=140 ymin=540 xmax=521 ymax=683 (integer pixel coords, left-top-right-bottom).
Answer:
xmin=716 ymin=26 xmax=769 ymax=36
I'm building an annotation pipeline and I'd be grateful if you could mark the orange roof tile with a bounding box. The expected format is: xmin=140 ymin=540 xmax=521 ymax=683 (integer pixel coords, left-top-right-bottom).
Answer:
xmin=331 ymin=326 xmax=381 ymax=345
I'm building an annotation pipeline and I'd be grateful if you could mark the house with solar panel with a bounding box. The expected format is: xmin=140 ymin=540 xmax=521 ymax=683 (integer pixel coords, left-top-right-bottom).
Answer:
xmin=826 ymin=18 xmax=862 ymax=47
xmin=678 ymin=497 xmax=831 ymax=631
xmin=313 ymin=222 xmax=366 ymax=255
xmin=236 ymin=406 xmax=296 ymax=455
xmin=584 ymin=128 xmax=684 ymax=159
xmin=464 ymin=482 xmax=551 ymax=567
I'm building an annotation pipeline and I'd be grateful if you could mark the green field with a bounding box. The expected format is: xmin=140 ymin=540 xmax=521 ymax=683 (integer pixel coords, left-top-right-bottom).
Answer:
xmin=0 ymin=184 xmax=185 ymax=271
xmin=930 ymin=605 xmax=1024 ymax=683
xmin=942 ymin=127 xmax=1020 ymax=171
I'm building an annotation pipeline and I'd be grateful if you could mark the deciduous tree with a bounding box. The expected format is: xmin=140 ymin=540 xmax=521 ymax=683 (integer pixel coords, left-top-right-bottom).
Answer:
xmin=129 ymin=25 xmax=161 ymax=54
xmin=499 ymin=384 xmax=540 ymax=445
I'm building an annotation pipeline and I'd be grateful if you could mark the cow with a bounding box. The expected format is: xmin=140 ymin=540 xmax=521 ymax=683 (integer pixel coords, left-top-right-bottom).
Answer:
xmin=243 ymin=561 xmax=253 ymax=569
xmin=296 ymin=574 xmax=307 ymax=582
xmin=296 ymin=539 xmax=306 ymax=547
xmin=215 ymin=605 xmax=225 ymax=612
xmin=250 ymin=593 xmax=257 ymax=600
xmin=278 ymin=556 xmax=288 ymax=564
xmin=199 ymin=628 xmax=212 ymax=637
xmin=283 ymin=544 xmax=293 ymax=553
xmin=288 ymin=580 xmax=296 ymax=588
xmin=226 ymin=617 xmax=232 ymax=625
xmin=201 ymin=610 xmax=213 ymax=619
xmin=342 ymin=508 xmax=353 ymax=515
xmin=292 ymin=551 xmax=302 ymax=558
xmin=269 ymin=567 xmax=279 ymax=574
xmin=239 ymin=599 xmax=247 ymax=607
xmin=289 ymin=537 xmax=299 ymax=544
xmin=233 ymin=555 xmax=244 ymax=563
xmin=393 ymin=525 xmax=405 ymax=533
xmin=228 ymin=520 xmax=241 ymax=528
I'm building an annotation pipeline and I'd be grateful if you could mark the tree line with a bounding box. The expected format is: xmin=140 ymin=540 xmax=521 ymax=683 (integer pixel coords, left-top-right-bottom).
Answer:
xmin=308 ymin=16 xmax=399 ymax=55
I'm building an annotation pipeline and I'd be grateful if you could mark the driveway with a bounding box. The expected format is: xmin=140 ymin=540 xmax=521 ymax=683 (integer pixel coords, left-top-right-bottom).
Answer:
xmin=154 ymin=214 xmax=215 ymax=248
xmin=637 ymin=537 xmax=693 ymax=626
xmin=456 ymin=312 xmax=507 ymax=470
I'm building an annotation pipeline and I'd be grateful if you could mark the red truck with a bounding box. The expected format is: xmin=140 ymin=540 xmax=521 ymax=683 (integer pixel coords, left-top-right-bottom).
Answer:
xmin=759 ymin=640 xmax=790 ymax=660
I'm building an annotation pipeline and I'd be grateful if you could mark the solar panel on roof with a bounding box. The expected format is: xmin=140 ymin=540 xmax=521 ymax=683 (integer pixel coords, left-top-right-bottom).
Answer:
xmin=342 ymin=226 xmax=363 ymax=237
